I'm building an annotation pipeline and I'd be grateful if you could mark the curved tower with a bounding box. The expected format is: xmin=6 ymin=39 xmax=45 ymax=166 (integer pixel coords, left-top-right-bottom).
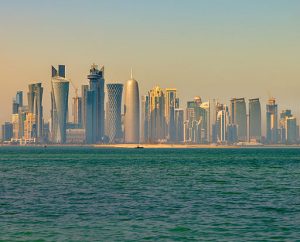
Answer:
xmin=51 ymin=76 xmax=69 ymax=143
xmin=124 ymin=72 xmax=140 ymax=143
xmin=106 ymin=83 xmax=123 ymax=143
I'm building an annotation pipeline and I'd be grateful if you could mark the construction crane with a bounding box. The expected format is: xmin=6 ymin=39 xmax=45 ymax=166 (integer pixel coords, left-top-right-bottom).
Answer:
xmin=69 ymin=79 xmax=78 ymax=98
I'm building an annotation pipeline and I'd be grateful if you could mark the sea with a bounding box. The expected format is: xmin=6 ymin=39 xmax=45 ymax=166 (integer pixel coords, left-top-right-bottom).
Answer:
xmin=0 ymin=147 xmax=300 ymax=241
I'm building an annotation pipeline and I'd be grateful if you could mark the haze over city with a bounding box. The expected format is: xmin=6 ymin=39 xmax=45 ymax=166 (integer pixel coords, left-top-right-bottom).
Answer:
xmin=1 ymin=0 xmax=300 ymax=129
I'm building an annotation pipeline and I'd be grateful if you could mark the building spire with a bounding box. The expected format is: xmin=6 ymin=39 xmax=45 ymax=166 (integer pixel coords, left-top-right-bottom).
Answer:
xmin=130 ymin=68 xmax=133 ymax=79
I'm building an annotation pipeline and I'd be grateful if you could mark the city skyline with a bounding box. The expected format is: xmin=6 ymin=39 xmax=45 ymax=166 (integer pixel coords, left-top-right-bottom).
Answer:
xmin=1 ymin=0 xmax=300 ymax=126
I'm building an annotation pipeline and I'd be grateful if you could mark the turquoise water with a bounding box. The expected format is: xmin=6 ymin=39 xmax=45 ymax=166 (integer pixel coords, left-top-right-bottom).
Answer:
xmin=1 ymin=147 xmax=300 ymax=241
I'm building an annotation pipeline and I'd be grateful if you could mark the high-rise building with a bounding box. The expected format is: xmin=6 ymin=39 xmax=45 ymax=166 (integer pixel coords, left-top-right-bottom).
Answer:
xmin=165 ymin=88 xmax=178 ymax=142
xmin=266 ymin=98 xmax=278 ymax=144
xmin=175 ymin=109 xmax=184 ymax=143
xmin=141 ymin=95 xmax=150 ymax=143
xmin=27 ymin=83 xmax=43 ymax=141
xmin=249 ymin=98 xmax=261 ymax=142
xmin=285 ymin=116 xmax=297 ymax=144
xmin=18 ymin=106 xmax=28 ymax=140
xmin=72 ymin=96 xmax=82 ymax=127
xmin=23 ymin=112 xmax=36 ymax=141
xmin=85 ymin=64 xmax=105 ymax=143
xmin=230 ymin=98 xmax=247 ymax=141
xmin=279 ymin=109 xmax=292 ymax=143
xmin=11 ymin=114 xmax=19 ymax=140
xmin=2 ymin=122 xmax=13 ymax=142
xmin=106 ymin=83 xmax=123 ymax=143
xmin=81 ymin=85 xmax=89 ymax=129
xmin=51 ymin=65 xmax=69 ymax=144
xmin=216 ymin=105 xmax=229 ymax=143
xmin=184 ymin=97 xmax=207 ymax=143
xmin=124 ymin=71 xmax=140 ymax=144
xmin=147 ymin=86 xmax=166 ymax=143
xmin=12 ymin=91 xmax=23 ymax=114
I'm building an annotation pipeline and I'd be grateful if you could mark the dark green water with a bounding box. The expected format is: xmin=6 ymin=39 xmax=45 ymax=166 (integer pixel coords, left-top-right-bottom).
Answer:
xmin=1 ymin=147 xmax=300 ymax=241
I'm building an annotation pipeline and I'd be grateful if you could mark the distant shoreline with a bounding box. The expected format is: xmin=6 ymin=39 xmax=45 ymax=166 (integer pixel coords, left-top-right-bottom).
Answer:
xmin=2 ymin=144 xmax=300 ymax=149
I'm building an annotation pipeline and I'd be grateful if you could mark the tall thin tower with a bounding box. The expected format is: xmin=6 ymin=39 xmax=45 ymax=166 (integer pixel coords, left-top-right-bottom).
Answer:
xmin=86 ymin=64 xmax=105 ymax=143
xmin=51 ymin=65 xmax=69 ymax=144
xmin=124 ymin=70 xmax=140 ymax=144
xmin=106 ymin=83 xmax=123 ymax=143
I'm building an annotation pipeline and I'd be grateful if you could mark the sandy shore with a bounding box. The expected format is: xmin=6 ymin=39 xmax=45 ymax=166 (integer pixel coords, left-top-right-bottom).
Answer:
xmin=94 ymin=144 xmax=241 ymax=149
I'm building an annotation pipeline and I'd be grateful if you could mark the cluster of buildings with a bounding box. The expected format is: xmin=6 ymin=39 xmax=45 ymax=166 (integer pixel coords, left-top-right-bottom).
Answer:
xmin=1 ymin=64 xmax=299 ymax=145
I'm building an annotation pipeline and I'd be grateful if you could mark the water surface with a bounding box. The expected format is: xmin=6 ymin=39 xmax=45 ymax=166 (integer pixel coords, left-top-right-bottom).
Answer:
xmin=1 ymin=147 xmax=300 ymax=241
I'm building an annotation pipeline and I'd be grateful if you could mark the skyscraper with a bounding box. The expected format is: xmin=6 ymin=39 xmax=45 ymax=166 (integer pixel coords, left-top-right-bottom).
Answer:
xmin=141 ymin=95 xmax=150 ymax=143
xmin=175 ymin=108 xmax=184 ymax=143
xmin=72 ymin=96 xmax=82 ymax=127
xmin=106 ymin=83 xmax=123 ymax=143
xmin=124 ymin=71 xmax=140 ymax=144
xmin=249 ymin=98 xmax=261 ymax=142
xmin=216 ymin=105 xmax=229 ymax=143
xmin=12 ymin=91 xmax=23 ymax=114
xmin=165 ymin=88 xmax=178 ymax=142
xmin=2 ymin=122 xmax=13 ymax=142
xmin=28 ymin=83 xmax=44 ymax=141
xmin=81 ymin=85 xmax=89 ymax=129
xmin=266 ymin=97 xmax=278 ymax=144
xmin=148 ymin=86 xmax=166 ymax=143
xmin=184 ymin=97 xmax=208 ymax=144
xmin=86 ymin=64 xmax=105 ymax=143
xmin=285 ymin=116 xmax=297 ymax=144
xmin=51 ymin=65 xmax=69 ymax=144
xmin=230 ymin=98 xmax=247 ymax=141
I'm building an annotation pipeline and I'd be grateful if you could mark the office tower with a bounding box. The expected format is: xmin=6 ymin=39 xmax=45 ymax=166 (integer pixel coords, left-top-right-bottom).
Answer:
xmin=249 ymin=98 xmax=261 ymax=142
xmin=24 ymin=113 xmax=36 ymax=141
xmin=2 ymin=122 xmax=13 ymax=142
xmin=266 ymin=98 xmax=278 ymax=144
xmin=28 ymin=83 xmax=44 ymax=141
xmin=72 ymin=96 xmax=82 ymax=127
xmin=185 ymin=97 xmax=207 ymax=143
xmin=18 ymin=106 xmax=28 ymax=140
xmin=16 ymin=91 xmax=23 ymax=107
xmin=81 ymin=85 xmax=89 ymax=129
xmin=279 ymin=109 xmax=292 ymax=143
xmin=85 ymin=90 xmax=96 ymax=143
xmin=86 ymin=64 xmax=105 ymax=143
xmin=285 ymin=116 xmax=297 ymax=144
xmin=141 ymin=95 xmax=150 ymax=143
xmin=106 ymin=83 xmax=123 ymax=143
xmin=140 ymin=95 xmax=146 ymax=143
xmin=12 ymin=100 xmax=19 ymax=114
xmin=51 ymin=65 xmax=69 ymax=144
xmin=124 ymin=71 xmax=140 ymax=143
xmin=52 ymin=65 xmax=66 ymax=78
xmin=227 ymin=124 xmax=238 ymax=144
xmin=216 ymin=105 xmax=229 ymax=143
xmin=12 ymin=91 xmax=23 ymax=114
xmin=175 ymin=109 xmax=184 ymax=143
xmin=165 ymin=88 xmax=178 ymax=142
xmin=11 ymin=114 xmax=19 ymax=140
xmin=147 ymin=86 xmax=166 ymax=143
xmin=230 ymin=98 xmax=247 ymax=141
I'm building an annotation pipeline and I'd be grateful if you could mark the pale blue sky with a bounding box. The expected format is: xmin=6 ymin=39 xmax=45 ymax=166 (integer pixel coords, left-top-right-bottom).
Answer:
xmin=0 ymin=0 xmax=300 ymax=126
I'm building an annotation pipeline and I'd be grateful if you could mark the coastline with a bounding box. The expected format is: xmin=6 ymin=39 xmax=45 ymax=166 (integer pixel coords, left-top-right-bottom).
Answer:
xmin=2 ymin=143 xmax=300 ymax=149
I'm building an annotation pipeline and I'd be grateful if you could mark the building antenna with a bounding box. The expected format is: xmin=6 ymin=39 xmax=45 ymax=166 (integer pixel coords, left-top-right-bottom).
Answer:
xmin=130 ymin=68 xmax=133 ymax=79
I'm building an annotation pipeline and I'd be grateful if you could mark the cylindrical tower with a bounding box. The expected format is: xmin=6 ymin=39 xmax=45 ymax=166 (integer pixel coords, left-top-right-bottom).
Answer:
xmin=51 ymin=76 xmax=69 ymax=144
xmin=124 ymin=76 xmax=140 ymax=144
xmin=106 ymin=83 xmax=123 ymax=143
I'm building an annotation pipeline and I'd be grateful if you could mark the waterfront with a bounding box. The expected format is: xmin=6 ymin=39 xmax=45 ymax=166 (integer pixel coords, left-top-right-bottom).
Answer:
xmin=1 ymin=147 xmax=300 ymax=241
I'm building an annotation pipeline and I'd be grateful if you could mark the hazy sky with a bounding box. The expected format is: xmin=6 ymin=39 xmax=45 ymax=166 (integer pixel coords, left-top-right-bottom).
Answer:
xmin=0 ymin=0 xmax=300 ymax=129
